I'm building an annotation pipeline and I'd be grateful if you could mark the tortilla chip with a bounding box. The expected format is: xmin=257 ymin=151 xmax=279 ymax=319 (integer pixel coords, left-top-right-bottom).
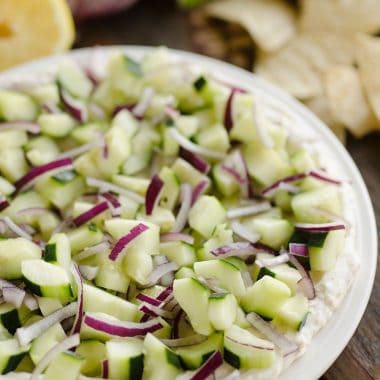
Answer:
xmin=300 ymin=0 xmax=380 ymax=35
xmin=304 ymin=94 xmax=346 ymax=144
xmin=205 ymin=0 xmax=296 ymax=52
xmin=255 ymin=32 xmax=355 ymax=99
xmin=324 ymin=64 xmax=377 ymax=138
xmin=355 ymin=34 xmax=380 ymax=122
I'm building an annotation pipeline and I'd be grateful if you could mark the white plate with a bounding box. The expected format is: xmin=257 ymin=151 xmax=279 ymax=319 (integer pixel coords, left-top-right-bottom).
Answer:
xmin=0 ymin=46 xmax=377 ymax=380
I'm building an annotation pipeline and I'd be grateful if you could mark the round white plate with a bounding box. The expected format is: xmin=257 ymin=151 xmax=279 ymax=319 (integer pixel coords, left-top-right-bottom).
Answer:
xmin=0 ymin=46 xmax=377 ymax=380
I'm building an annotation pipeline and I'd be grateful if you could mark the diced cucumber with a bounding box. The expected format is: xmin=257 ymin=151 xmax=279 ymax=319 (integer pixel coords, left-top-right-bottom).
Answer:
xmin=208 ymin=293 xmax=237 ymax=331
xmin=143 ymin=333 xmax=182 ymax=380
xmin=137 ymin=207 xmax=175 ymax=233
xmin=28 ymin=83 xmax=60 ymax=105
xmin=0 ymin=176 xmax=15 ymax=196
xmin=171 ymin=158 xmax=209 ymax=188
xmin=273 ymin=190 xmax=292 ymax=212
xmin=94 ymin=261 xmax=130 ymax=293
xmin=212 ymin=163 xmax=240 ymax=197
xmin=195 ymin=124 xmax=230 ymax=154
xmin=67 ymin=223 xmax=104 ymax=254
xmin=122 ymin=251 xmax=153 ymax=285
xmin=175 ymin=115 xmax=199 ymax=138
xmin=0 ymin=304 xmax=31 ymax=335
xmin=25 ymin=136 xmax=60 ymax=166
xmin=76 ymin=340 xmax=105 ymax=377
xmin=71 ymin=122 xmax=106 ymax=144
xmin=74 ymin=151 xmax=101 ymax=178
xmin=111 ymin=109 xmax=138 ymax=139
xmin=290 ymin=149 xmax=317 ymax=173
xmin=272 ymin=294 xmax=309 ymax=331
xmin=43 ymin=351 xmax=84 ymax=380
xmin=44 ymin=233 xmax=71 ymax=271
xmin=158 ymin=167 xmax=180 ymax=211
xmin=0 ymin=130 xmax=27 ymax=149
xmin=240 ymin=276 xmax=291 ymax=320
xmin=37 ymin=297 xmax=62 ymax=317
xmin=83 ymin=284 xmax=141 ymax=322
xmin=243 ymin=143 xmax=293 ymax=186
xmin=29 ymin=323 xmax=66 ymax=365
xmin=291 ymin=187 xmax=342 ymax=223
xmin=0 ymin=90 xmax=38 ymax=121
xmin=309 ymin=230 xmax=346 ymax=271
xmin=152 ymin=317 xmax=172 ymax=340
xmin=57 ymin=60 xmax=93 ymax=99
xmin=119 ymin=195 xmax=140 ymax=220
xmin=105 ymin=219 xmax=159 ymax=256
xmin=0 ymin=238 xmax=41 ymax=279
xmin=175 ymin=267 xmax=196 ymax=279
xmin=0 ymin=148 xmax=28 ymax=182
xmin=234 ymin=307 xmax=251 ymax=329
xmin=14 ymin=354 xmax=34 ymax=372
xmin=194 ymin=260 xmax=246 ymax=298
xmin=0 ymin=339 xmax=30 ymax=375
xmin=176 ymin=333 xmax=223 ymax=370
xmin=106 ymin=338 xmax=144 ymax=380
xmin=162 ymin=126 xmax=180 ymax=156
xmin=35 ymin=172 xmax=85 ymax=210
xmin=112 ymin=175 xmax=149 ymax=195
xmin=250 ymin=218 xmax=294 ymax=250
xmin=38 ymin=113 xmax=76 ymax=138
xmin=173 ymin=278 xmax=213 ymax=335
xmin=224 ymin=325 xmax=276 ymax=369
xmin=188 ymin=196 xmax=226 ymax=238
xmin=159 ymin=241 xmax=196 ymax=267
xmin=21 ymin=259 xmax=73 ymax=302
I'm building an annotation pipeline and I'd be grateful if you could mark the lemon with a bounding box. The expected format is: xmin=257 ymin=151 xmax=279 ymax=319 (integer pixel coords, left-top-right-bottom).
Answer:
xmin=0 ymin=0 xmax=75 ymax=71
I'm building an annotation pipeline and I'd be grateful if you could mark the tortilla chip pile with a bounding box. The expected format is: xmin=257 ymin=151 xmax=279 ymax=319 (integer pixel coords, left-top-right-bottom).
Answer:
xmin=200 ymin=0 xmax=380 ymax=142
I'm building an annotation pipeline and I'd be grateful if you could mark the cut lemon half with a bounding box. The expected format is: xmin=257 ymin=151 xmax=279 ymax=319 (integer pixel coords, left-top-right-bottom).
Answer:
xmin=0 ymin=0 xmax=75 ymax=71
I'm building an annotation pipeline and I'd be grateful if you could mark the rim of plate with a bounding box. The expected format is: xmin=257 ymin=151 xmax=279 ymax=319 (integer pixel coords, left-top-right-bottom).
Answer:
xmin=0 ymin=46 xmax=377 ymax=380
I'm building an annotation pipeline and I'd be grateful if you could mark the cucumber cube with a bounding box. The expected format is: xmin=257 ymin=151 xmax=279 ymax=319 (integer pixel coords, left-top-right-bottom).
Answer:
xmin=44 ymin=351 xmax=84 ymax=380
xmin=208 ymin=293 xmax=237 ymax=331
xmin=0 ymin=339 xmax=30 ymax=374
xmin=76 ymin=340 xmax=106 ymax=377
xmin=0 ymin=90 xmax=37 ymax=121
xmin=159 ymin=241 xmax=196 ymax=267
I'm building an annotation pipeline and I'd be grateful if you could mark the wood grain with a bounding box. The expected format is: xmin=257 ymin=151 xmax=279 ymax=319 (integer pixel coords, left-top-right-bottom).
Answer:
xmin=75 ymin=1 xmax=379 ymax=378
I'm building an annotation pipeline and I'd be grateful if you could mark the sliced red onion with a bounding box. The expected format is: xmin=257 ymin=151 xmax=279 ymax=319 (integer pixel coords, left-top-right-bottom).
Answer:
xmin=75 ymin=240 xmax=110 ymax=261
xmin=15 ymin=157 xmax=74 ymax=193
xmin=57 ymin=140 xmax=102 ymax=160
xmin=156 ymin=286 xmax=173 ymax=302
xmin=289 ymin=243 xmax=309 ymax=257
xmin=1 ymin=216 xmax=33 ymax=240
xmin=89 ymin=102 xmax=106 ymax=120
xmin=288 ymin=255 xmax=315 ymax=300
xmin=234 ymin=150 xmax=252 ymax=198
xmin=252 ymin=102 xmax=274 ymax=149
xmin=160 ymin=232 xmax=194 ymax=245
xmin=153 ymin=255 xmax=169 ymax=266
xmin=31 ymin=333 xmax=80 ymax=380
xmin=52 ymin=217 xmax=73 ymax=235
xmin=83 ymin=313 xmax=163 ymax=337
xmin=161 ymin=335 xmax=207 ymax=348
xmin=132 ymin=87 xmax=155 ymax=118
xmin=136 ymin=293 xmax=162 ymax=307
xmin=101 ymin=359 xmax=109 ymax=379
xmin=100 ymin=192 xmax=122 ymax=217
xmin=109 ymin=223 xmax=149 ymax=261
xmin=42 ymin=102 xmax=61 ymax=114
xmin=2 ymin=286 xmax=26 ymax=308
xmin=294 ymin=222 xmax=346 ymax=232
xmin=227 ymin=202 xmax=271 ymax=219
xmin=230 ymin=221 xmax=260 ymax=243
xmin=163 ymin=296 xmax=178 ymax=312
xmin=0 ymin=121 xmax=40 ymax=134
xmin=86 ymin=177 xmax=144 ymax=204
xmin=147 ymin=262 xmax=179 ymax=286
xmin=16 ymin=302 xmax=77 ymax=346
xmin=70 ymin=264 xmax=84 ymax=335
xmin=164 ymin=105 xmax=180 ymax=121
xmin=19 ymin=223 xmax=36 ymax=236
xmin=169 ymin=128 xmax=225 ymax=160
xmin=211 ymin=242 xmax=258 ymax=258
xmin=221 ymin=164 xmax=247 ymax=185
xmin=145 ymin=174 xmax=164 ymax=215
xmin=224 ymin=89 xmax=236 ymax=131
xmin=197 ymin=277 xmax=226 ymax=294
xmin=171 ymin=183 xmax=192 ymax=233
xmin=191 ymin=180 xmax=209 ymax=207
xmin=72 ymin=201 xmax=109 ymax=227
xmin=256 ymin=252 xmax=289 ymax=267
xmin=261 ymin=173 xmax=307 ymax=198
xmin=190 ymin=351 xmax=224 ymax=380
xmin=246 ymin=312 xmax=298 ymax=356
xmin=0 ymin=199 xmax=9 ymax=212
xmin=59 ymin=87 xmax=88 ymax=123
xmin=180 ymin=148 xmax=211 ymax=174
xmin=139 ymin=303 xmax=175 ymax=319
xmin=23 ymin=293 xmax=39 ymax=311
xmin=308 ymin=169 xmax=343 ymax=185
xmin=172 ymin=309 xmax=183 ymax=339
xmin=278 ymin=182 xmax=300 ymax=194
xmin=311 ymin=207 xmax=350 ymax=229
xmin=160 ymin=271 xmax=175 ymax=287
xmin=78 ymin=265 xmax=99 ymax=281
xmin=16 ymin=207 xmax=49 ymax=217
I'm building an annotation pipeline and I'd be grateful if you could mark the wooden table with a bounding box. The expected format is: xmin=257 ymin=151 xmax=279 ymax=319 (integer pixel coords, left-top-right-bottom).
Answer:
xmin=75 ymin=1 xmax=379 ymax=378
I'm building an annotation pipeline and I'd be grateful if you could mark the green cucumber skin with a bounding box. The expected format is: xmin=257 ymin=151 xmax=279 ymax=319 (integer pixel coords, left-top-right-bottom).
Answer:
xmin=165 ymin=349 xmax=182 ymax=369
xmin=44 ymin=243 xmax=57 ymax=263
xmin=130 ymin=354 xmax=144 ymax=380
xmin=224 ymin=348 xmax=240 ymax=369
xmin=179 ymin=351 xmax=214 ymax=371
xmin=0 ymin=309 xmax=21 ymax=335
xmin=2 ymin=352 xmax=27 ymax=374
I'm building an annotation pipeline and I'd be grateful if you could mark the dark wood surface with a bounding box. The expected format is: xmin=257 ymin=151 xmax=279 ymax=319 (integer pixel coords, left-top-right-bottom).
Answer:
xmin=75 ymin=1 xmax=379 ymax=378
